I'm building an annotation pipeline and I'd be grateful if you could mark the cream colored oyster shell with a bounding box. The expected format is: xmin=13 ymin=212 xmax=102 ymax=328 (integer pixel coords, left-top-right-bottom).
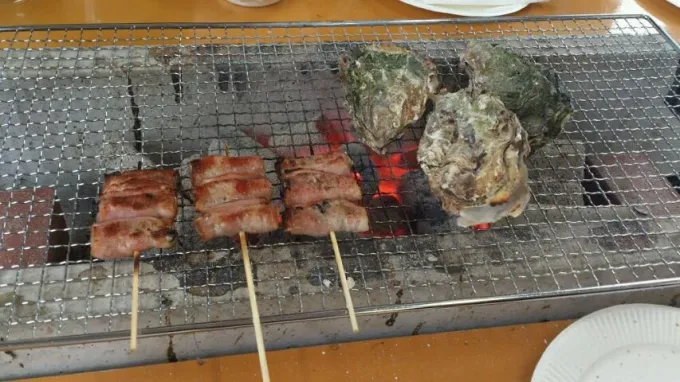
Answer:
xmin=418 ymin=90 xmax=531 ymax=227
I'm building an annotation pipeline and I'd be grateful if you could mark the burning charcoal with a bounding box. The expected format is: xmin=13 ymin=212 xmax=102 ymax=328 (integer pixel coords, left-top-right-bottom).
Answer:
xmin=339 ymin=44 xmax=439 ymax=153
xmin=364 ymin=195 xmax=410 ymax=237
xmin=461 ymin=41 xmax=573 ymax=154
xmin=398 ymin=169 xmax=451 ymax=234
xmin=418 ymin=90 xmax=531 ymax=228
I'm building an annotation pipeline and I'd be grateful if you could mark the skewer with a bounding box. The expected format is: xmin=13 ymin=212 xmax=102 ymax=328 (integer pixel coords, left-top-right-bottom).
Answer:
xmin=300 ymin=146 xmax=359 ymax=333
xmin=240 ymin=231 xmax=271 ymax=382
xmin=329 ymin=231 xmax=359 ymax=333
xmin=225 ymin=144 xmax=270 ymax=382
xmin=130 ymin=161 xmax=143 ymax=352
xmin=130 ymin=251 xmax=140 ymax=351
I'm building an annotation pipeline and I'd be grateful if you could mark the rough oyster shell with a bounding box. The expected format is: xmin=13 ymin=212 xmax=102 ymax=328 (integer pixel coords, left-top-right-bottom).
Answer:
xmin=418 ymin=90 xmax=531 ymax=228
xmin=461 ymin=41 xmax=573 ymax=154
xmin=339 ymin=44 xmax=439 ymax=153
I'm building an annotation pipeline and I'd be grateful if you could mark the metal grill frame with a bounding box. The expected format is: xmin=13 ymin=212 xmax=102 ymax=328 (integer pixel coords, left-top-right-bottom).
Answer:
xmin=1 ymin=14 xmax=680 ymax=350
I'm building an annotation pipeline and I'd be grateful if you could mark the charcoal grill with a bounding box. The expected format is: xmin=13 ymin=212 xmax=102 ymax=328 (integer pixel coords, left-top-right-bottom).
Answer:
xmin=1 ymin=15 xmax=680 ymax=351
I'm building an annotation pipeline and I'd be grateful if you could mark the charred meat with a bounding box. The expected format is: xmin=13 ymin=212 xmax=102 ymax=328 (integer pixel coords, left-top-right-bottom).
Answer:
xmin=90 ymin=217 xmax=176 ymax=260
xmin=191 ymin=154 xmax=280 ymax=239
xmin=195 ymin=203 xmax=282 ymax=241
xmin=279 ymin=151 xmax=369 ymax=236
xmin=283 ymin=170 xmax=362 ymax=207
xmin=194 ymin=177 xmax=273 ymax=213
xmin=191 ymin=156 xmax=265 ymax=187
xmin=339 ymin=44 xmax=439 ymax=153
xmin=461 ymin=41 xmax=573 ymax=153
xmin=418 ymin=90 xmax=530 ymax=228
xmin=92 ymin=168 xmax=179 ymax=260
xmin=208 ymin=198 xmax=271 ymax=213
xmin=97 ymin=190 xmax=178 ymax=224
xmin=284 ymin=199 xmax=369 ymax=237
xmin=278 ymin=151 xmax=353 ymax=179
xmin=102 ymin=168 xmax=177 ymax=197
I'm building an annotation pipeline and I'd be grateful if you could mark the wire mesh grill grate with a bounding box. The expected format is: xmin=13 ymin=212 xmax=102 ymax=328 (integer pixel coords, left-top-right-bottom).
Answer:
xmin=1 ymin=15 xmax=680 ymax=347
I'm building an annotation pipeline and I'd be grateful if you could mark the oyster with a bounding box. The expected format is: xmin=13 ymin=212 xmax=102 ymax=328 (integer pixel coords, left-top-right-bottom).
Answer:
xmin=339 ymin=44 xmax=439 ymax=153
xmin=418 ymin=90 xmax=531 ymax=228
xmin=461 ymin=41 xmax=573 ymax=153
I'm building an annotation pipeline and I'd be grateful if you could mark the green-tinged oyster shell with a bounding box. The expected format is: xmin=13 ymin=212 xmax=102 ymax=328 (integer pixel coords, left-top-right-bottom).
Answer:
xmin=461 ymin=41 xmax=573 ymax=154
xmin=418 ymin=90 xmax=531 ymax=228
xmin=339 ymin=44 xmax=439 ymax=153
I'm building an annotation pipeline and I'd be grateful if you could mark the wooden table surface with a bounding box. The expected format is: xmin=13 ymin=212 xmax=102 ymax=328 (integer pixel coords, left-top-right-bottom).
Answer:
xmin=1 ymin=0 xmax=676 ymax=381
xmin=21 ymin=320 xmax=573 ymax=382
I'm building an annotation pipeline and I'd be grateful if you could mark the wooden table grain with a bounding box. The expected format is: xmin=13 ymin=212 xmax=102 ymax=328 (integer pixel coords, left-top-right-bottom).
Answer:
xmin=21 ymin=320 xmax=573 ymax=382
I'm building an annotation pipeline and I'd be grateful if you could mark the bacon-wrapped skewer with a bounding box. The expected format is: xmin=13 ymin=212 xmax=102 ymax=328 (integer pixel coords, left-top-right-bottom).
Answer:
xmin=90 ymin=167 xmax=179 ymax=352
xmin=190 ymin=149 xmax=275 ymax=382
xmin=92 ymin=169 xmax=178 ymax=259
xmin=278 ymin=150 xmax=367 ymax=333
xmin=190 ymin=155 xmax=279 ymax=236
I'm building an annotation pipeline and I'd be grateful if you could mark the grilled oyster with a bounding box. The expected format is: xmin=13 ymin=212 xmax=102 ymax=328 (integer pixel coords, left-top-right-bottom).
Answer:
xmin=339 ymin=44 xmax=439 ymax=153
xmin=461 ymin=41 xmax=573 ymax=154
xmin=418 ymin=90 xmax=531 ymax=228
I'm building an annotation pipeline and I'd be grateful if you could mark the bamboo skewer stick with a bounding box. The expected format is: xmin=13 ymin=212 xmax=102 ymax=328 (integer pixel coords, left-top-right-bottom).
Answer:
xmin=240 ymin=231 xmax=271 ymax=382
xmin=302 ymin=146 xmax=359 ymax=332
xmin=329 ymin=231 xmax=359 ymax=333
xmin=130 ymin=251 xmax=140 ymax=351
xmin=224 ymin=144 xmax=270 ymax=382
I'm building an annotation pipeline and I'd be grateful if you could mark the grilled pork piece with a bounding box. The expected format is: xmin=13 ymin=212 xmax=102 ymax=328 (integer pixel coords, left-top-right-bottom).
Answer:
xmin=194 ymin=203 xmax=281 ymax=241
xmin=284 ymin=199 xmax=369 ymax=236
xmin=102 ymin=169 xmax=177 ymax=197
xmin=90 ymin=217 xmax=176 ymax=260
xmin=191 ymin=156 xmax=265 ymax=187
xmin=97 ymin=190 xmax=177 ymax=224
xmin=194 ymin=177 xmax=272 ymax=213
xmin=93 ymin=168 xmax=179 ymax=259
xmin=283 ymin=170 xmax=362 ymax=207
xmin=278 ymin=151 xmax=353 ymax=179
xmin=209 ymin=198 xmax=270 ymax=213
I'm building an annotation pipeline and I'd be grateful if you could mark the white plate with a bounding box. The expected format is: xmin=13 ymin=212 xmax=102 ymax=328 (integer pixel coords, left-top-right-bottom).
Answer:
xmin=399 ymin=0 xmax=528 ymax=17
xmin=532 ymin=304 xmax=680 ymax=382
xmin=667 ymin=0 xmax=680 ymax=9
xmin=227 ymin=0 xmax=280 ymax=6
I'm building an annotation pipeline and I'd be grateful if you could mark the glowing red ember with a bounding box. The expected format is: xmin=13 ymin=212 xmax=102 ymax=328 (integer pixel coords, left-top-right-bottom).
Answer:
xmin=472 ymin=223 xmax=490 ymax=231
xmin=315 ymin=116 xmax=357 ymax=152
xmin=300 ymin=113 xmax=423 ymax=237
